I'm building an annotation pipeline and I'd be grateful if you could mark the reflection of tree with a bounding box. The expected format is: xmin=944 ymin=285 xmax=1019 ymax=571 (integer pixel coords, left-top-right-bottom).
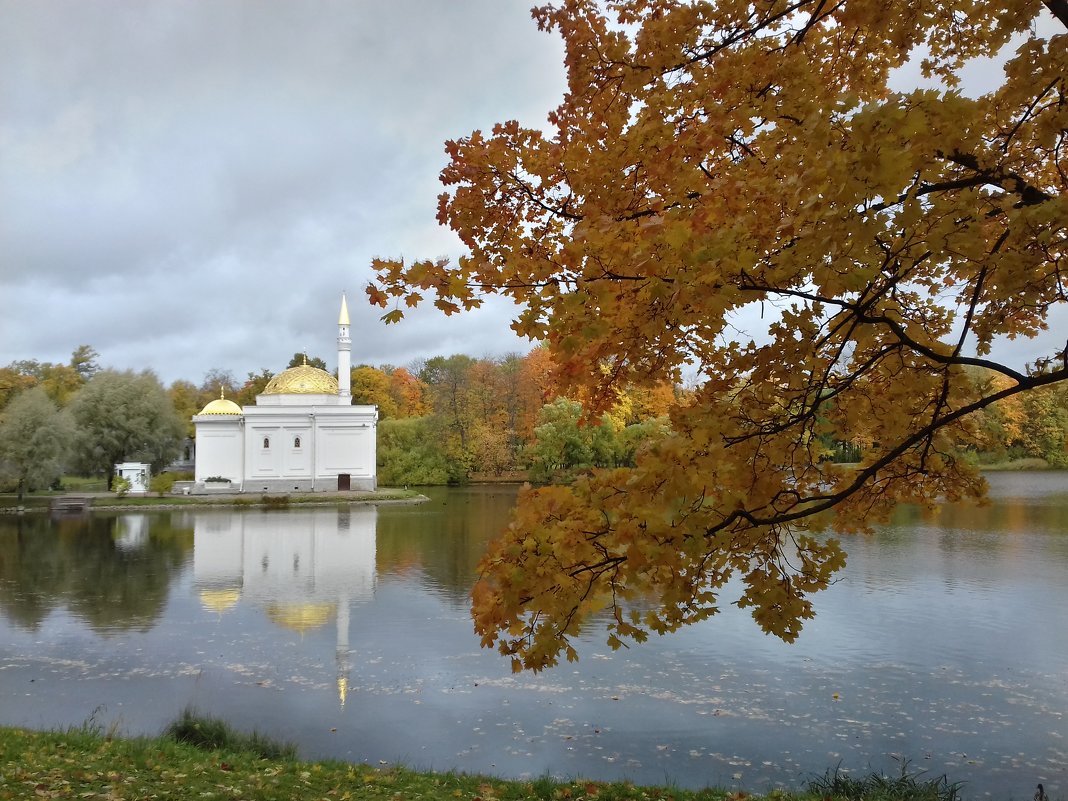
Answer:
xmin=374 ymin=487 xmax=518 ymax=604
xmin=0 ymin=516 xmax=64 ymax=628
xmin=0 ymin=513 xmax=192 ymax=633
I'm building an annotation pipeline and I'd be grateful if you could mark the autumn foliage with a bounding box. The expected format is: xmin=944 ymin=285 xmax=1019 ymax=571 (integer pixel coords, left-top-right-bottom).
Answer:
xmin=370 ymin=0 xmax=1068 ymax=669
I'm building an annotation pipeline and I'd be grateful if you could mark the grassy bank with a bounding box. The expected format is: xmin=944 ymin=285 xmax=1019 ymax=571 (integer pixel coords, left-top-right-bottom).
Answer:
xmin=976 ymin=457 xmax=1055 ymax=471
xmin=0 ymin=714 xmax=975 ymax=801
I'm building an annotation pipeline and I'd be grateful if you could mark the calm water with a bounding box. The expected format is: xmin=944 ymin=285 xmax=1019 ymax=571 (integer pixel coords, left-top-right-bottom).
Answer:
xmin=1 ymin=474 xmax=1065 ymax=798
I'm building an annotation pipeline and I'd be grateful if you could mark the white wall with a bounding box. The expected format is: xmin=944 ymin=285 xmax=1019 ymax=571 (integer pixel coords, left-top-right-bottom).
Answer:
xmin=193 ymin=421 xmax=244 ymax=483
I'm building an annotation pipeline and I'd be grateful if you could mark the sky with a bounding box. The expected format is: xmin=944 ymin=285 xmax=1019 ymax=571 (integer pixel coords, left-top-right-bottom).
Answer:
xmin=0 ymin=1 xmax=567 ymax=386
xmin=1 ymin=3 xmax=1062 ymax=388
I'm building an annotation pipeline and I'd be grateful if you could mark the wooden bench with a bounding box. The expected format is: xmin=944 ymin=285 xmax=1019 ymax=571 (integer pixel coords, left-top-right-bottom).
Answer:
xmin=50 ymin=496 xmax=90 ymax=514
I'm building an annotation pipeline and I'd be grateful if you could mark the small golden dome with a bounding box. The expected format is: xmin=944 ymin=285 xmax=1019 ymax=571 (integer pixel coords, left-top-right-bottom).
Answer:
xmin=199 ymin=588 xmax=241 ymax=613
xmin=199 ymin=389 xmax=242 ymax=415
xmin=262 ymin=363 xmax=338 ymax=395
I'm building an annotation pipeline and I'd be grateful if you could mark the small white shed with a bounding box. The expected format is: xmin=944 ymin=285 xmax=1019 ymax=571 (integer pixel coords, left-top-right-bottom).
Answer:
xmin=114 ymin=462 xmax=151 ymax=495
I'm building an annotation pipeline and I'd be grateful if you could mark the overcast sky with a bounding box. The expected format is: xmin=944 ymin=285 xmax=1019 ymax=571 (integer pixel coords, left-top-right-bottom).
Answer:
xmin=0 ymin=1 xmax=566 ymax=385
xmin=1 ymin=3 xmax=1062 ymax=388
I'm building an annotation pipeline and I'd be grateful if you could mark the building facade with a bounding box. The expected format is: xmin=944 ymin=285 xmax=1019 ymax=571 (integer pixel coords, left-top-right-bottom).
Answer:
xmin=192 ymin=295 xmax=377 ymax=493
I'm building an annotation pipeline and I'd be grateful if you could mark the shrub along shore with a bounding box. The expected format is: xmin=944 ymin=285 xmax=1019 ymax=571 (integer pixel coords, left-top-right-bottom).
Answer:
xmin=0 ymin=713 xmax=973 ymax=801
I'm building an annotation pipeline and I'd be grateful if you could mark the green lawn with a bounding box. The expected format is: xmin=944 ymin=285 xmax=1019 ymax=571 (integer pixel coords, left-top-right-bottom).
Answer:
xmin=0 ymin=725 xmax=741 ymax=801
xmin=0 ymin=718 xmax=980 ymax=801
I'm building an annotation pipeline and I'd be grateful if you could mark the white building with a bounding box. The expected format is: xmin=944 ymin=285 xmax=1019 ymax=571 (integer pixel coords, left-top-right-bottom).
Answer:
xmin=192 ymin=295 xmax=377 ymax=493
xmin=114 ymin=462 xmax=151 ymax=495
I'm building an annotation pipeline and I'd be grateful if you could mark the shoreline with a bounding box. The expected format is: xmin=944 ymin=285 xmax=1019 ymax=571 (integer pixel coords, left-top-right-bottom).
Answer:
xmin=0 ymin=723 xmax=976 ymax=801
xmin=0 ymin=488 xmax=429 ymax=515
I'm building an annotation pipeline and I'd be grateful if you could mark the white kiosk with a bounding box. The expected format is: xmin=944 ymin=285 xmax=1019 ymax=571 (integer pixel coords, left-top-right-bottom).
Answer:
xmin=114 ymin=462 xmax=150 ymax=495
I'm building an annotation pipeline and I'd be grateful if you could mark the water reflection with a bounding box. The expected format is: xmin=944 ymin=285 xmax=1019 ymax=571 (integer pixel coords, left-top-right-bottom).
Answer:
xmin=192 ymin=507 xmax=377 ymax=706
xmin=0 ymin=478 xmax=1065 ymax=800
xmin=0 ymin=512 xmax=191 ymax=632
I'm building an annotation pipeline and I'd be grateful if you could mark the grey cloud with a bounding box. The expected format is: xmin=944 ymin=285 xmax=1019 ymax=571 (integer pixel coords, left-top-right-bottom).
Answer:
xmin=1 ymin=1 xmax=563 ymax=383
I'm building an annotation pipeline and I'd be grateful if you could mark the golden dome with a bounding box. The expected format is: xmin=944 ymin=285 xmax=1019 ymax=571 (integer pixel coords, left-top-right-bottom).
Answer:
xmin=199 ymin=588 xmax=241 ymax=613
xmin=265 ymin=602 xmax=336 ymax=633
xmin=262 ymin=362 xmax=339 ymax=395
xmin=199 ymin=389 xmax=242 ymax=415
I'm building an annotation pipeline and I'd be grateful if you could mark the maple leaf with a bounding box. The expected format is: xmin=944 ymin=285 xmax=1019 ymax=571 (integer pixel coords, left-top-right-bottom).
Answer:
xmin=369 ymin=0 xmax=1068 ymax=669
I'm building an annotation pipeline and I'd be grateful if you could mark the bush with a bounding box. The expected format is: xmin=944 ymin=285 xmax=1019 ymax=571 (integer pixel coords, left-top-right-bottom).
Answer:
xmin=149 ymin=473 xmax=177 ymax=496
xmin=112 ymin=477 xmax=132 ymax=497
xmin=163 ymin=707 xmax=296 ymax=760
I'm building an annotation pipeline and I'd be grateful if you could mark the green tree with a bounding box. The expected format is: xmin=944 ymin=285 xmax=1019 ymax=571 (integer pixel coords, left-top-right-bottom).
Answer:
xmin=526 ymin=398 xmax=621 ymax=484
xmin=421 ymin=355 xmax=478 ymax=473
xmin=0 ymin=387 xmax=72 ymax=502
xmin=377 ymin=417 xmax=452 ymax=486
xmin=69 ymin=345 xmax=100 ymax=381
xmin=287 ymin=353 xmax=328 ymax=371
xmin=235 ymin=368 xmax=274 ymax=406
xmin=168 ymin=380 xmax=202 ymax=438
xmin=68 ymin=370 xmax=185 ymax=488
xmin=969 ymin=367 xmax=1068 ymax=465
xmin=617 ymin=416 xmax=672 ymax=467
xmin=1018 ymin=385 xmax=1068 ymax=467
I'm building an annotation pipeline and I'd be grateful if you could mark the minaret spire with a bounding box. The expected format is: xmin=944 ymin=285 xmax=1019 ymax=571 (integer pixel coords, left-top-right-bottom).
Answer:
xmin=337 ymin=292 xmax=352 ymax=402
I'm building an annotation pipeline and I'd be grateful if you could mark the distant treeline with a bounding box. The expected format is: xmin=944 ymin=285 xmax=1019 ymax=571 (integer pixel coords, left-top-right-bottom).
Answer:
xmin=1 ymin=347 xmax=1065 ymax=495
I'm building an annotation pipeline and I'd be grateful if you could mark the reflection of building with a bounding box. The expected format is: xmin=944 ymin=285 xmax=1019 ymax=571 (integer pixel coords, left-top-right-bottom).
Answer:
xmin=192 ymin=507 xmax=376 ymax=706
xmin=114 ymin=514 xmax=149 ymax=550
xmin=192 ymin=295 xmax=377 ymax=493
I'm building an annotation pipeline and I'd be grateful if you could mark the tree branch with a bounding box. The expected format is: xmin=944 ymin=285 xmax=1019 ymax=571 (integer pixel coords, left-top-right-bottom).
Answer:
xmin=1042 ymin=0 xmax=1068 ymax=28
xmin=707 ymin=364 xmax=1068 ymax=534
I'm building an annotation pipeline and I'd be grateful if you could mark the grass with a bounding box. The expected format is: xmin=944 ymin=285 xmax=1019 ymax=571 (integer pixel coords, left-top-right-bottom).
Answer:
xmin=1 ymin=721 xmax=748 ymax=801
xmin=0 ymin=711 xmax=1021 ymax=801
xmin=163 ymin=706 xmax=297 ymax=760
xmin=805 ymin=763 xmax=965 ymax=801
xmin=60 ymin=476 xmax=110 ymax=492
xmin=978 ymin=457 xmax=1055 ymax=471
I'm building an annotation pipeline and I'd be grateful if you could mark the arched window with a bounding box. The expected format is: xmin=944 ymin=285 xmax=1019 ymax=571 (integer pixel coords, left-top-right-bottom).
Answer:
xmin=293 ymin=436 xmax=302 ymax=448
xmin=263 ymin=437 xmax=270 ymax=449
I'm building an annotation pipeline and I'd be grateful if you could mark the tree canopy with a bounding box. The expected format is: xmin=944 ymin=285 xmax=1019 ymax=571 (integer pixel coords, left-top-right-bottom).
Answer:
xmin=68 ymin=370 xmax=185 ymax=487
xmin=369 ymin=0 xmax=1068 ymax=670
xmin=0 ymin=386 xmax=71 ymax=501
xmin=288 ymin=353 xmax=329 ymax=371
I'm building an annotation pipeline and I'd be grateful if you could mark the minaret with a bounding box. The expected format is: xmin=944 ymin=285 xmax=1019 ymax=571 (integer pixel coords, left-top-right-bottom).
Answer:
xmin=338 ymin=292 xmax=351 ymax=402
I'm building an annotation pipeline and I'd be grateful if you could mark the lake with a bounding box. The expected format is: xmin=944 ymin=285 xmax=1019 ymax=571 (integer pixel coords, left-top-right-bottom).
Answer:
xmin=0 ymin=473 xmax=1065 ymax=798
